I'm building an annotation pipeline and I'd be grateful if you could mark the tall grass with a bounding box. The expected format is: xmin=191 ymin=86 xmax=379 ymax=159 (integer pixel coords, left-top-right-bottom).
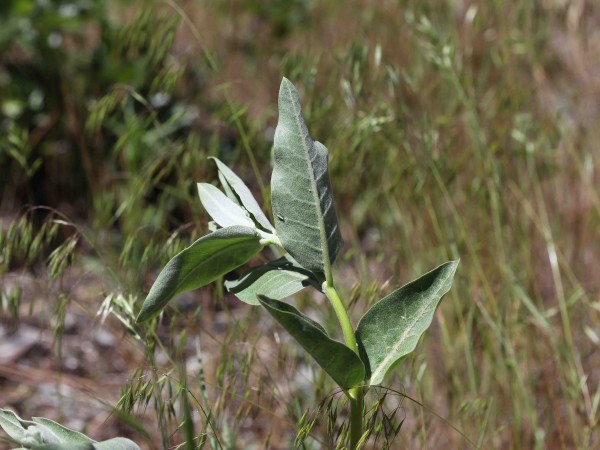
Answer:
xmin=1 ymin=0 xmax=598 ymax=449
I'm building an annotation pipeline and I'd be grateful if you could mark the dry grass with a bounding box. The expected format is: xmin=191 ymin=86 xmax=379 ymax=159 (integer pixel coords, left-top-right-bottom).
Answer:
xmin=1 ymin=1 xmax=599 ymax=449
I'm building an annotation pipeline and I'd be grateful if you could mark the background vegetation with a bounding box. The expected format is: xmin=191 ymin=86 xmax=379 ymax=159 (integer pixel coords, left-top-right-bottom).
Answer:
xmin=1 ymin=0 xmax=598 ymax=448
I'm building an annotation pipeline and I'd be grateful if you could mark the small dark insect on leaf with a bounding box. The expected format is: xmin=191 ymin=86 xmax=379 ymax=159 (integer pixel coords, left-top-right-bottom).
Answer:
xmin=277 ymin=214 xmax=285 ymax=222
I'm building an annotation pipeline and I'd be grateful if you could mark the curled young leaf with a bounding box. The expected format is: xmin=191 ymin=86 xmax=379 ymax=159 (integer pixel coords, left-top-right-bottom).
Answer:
xmin=209 ymin=157 xmax=274 ymax=231
xmin=197 ymin=183 xmax=255 ymax=229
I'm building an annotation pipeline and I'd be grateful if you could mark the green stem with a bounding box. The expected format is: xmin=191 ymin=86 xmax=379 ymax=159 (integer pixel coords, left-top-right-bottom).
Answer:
xmin=322 ymin=282 xmax=365 ymax=449
xmin=322 ymin=282 xmax=358 ymax=355
xmin=350 ymin=387 xmax=364 ymax=449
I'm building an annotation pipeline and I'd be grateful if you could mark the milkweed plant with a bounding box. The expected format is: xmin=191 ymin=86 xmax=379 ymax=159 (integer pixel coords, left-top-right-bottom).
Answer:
xmin=136 ymin=78 xmax=458 ymax=449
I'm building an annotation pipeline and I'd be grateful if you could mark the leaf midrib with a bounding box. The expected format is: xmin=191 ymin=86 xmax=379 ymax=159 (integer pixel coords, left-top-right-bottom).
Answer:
xmin=284 ymin=80 xmax=331 ymax=277
xmin=369 ymin=268 xmax=453 ymax=382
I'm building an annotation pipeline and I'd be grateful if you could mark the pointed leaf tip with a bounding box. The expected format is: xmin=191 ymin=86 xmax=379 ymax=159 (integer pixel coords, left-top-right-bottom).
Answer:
xmin=272 ymin=78 xmax=343 ymax=272
xmin=197 ymin=183 xmax=255 ymax=229
xmin=356 ymin=260 xmax=458 ymax=385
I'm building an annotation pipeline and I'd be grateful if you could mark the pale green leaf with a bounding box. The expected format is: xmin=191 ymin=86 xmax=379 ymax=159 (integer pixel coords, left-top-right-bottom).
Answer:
xmin=31 ymin=419 xmax=93 ymax=445
xmin=197 ymin=183 xmax=255 ymax=228
xmin=210 ymin=157 xmax=274 ymax=231
xmin=0 ymin=409 xmax=27 ymax=442
xmin=225 ymin=257 xmax=319 ymax=305
xmin=137 ymin=226 xmax=263 ymax=322
xmin=259 ymin=296 xmax=365 ymax=389
xmin=271 ymin=77 xmax=343 ymax=273
xmin=92 ymin=438 xmax=140 ymax=450
xmin=26 ymin=444 xmax=92 ymax=450
xmin=356 ymin=261 xmax=459 ymax=385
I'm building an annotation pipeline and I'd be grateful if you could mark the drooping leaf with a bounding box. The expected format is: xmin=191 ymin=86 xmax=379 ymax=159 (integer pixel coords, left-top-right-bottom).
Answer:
xmin=210 ymin=157 xmax=274 ymax=231
xmin=258 ymin=296 xmax=365 ymax=389
xmin=197 ymin=183 xmax=255 ymax=228
xmin=271 ymin=77 xmax=343 ymax=273
xmin=356 ymin=261 xmax=459 ymax=385
xmin=137 ymin=226 xmax=263 ymax=322
xmin=225 ymin=257 xmax=320 ymax=305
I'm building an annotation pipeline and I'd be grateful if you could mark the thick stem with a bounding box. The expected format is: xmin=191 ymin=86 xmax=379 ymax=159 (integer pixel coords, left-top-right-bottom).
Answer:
xmin=350 ymin=387 xmax=365 ymax=449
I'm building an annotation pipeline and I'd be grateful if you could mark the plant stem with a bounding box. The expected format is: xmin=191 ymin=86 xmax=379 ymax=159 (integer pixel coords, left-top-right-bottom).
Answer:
xmin=322 ymin=282 xmax=365 ymax=449
xmin=350 ymin=387 xmax=364 ymax=449
xmin=322 ymin=283 xmax=358 ymax=355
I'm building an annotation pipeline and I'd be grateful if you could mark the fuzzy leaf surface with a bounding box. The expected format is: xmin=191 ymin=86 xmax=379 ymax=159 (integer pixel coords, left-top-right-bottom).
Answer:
xmin=0 ymin=409 xmax=27 ymax=442
xmin=197 ymin=183 xmax=255 ymax=228
xmin=356 ymin=261 xmax=459 ymax=385
xmin=259 ymin=296 xmax=364 ymax=389
xmin=31 ymin=418 xmax=92 ymax=444
xmin=225 ymin=257 xmax=319 ymax=305
xmin=137 ymin=226 xmax=263 ymax=322
xmin=271 ymin=77 xmax=343 ymax=272
xmin=210 ymin=157 xmax=274 ymax=231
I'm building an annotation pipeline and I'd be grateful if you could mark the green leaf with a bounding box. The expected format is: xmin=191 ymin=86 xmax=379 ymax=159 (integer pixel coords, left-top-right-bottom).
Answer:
xmin=271 ymin=77 xmax=343 ymax=273
xmin=26 ymin=444 xmax=93 ymax=450
xmin=356 ymin=261 xmax=459 ymax=385
xmin=31 ymin=419 xmax=93 ymax=445
xmin=209 ymin=157 xmax=274 ymax=231
xmin=225 ymin=257 xmax=320 ymax=305
xmin=197 ymin=183 xmax=255 ymax=229
xmin=137 ymin=226 xmax=263 ymax=322
xmin=92 ymin=438 xmax=140 ymax=450
xmin=258 ymin=296 xmax=365 ymax=389
xmin=26 ymin=438 xmax=139 ymax=450
xmin=0 ymin=409 xmax=27 ymax=442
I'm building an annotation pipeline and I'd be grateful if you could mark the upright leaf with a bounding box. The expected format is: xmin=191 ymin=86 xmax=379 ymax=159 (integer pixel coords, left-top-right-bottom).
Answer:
xmin=271 ymin=77 xmax=343 ymax=273
xmin=197 ymin=183 xmax=255 ymax=229
xmin=259 ymin=296 xmax=365 ymax=389
xmin=356 ymin=261 xmax=459 ymax=385
xmin=137 ymin=226 xmax=263 ymax=322
xmin=209 ymin=157 xmax=274 ymax=231
xmin=225 ymin=257 xmax=320 ymax=305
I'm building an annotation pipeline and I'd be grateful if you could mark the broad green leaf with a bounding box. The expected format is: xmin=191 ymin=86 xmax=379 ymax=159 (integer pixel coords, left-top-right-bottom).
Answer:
xmin=137 ymin=226 xmax=263 ymax=322
xmin=197 ymin=183 xmax=255 ymax=228
xmin=209 ymin=157 xmax=274 ymax=231
xmin=258 ymin=296 xmax=365 ymax=389
xmin=225 ymin=257 xmax=319 ymax=305
xmin=271 ymin=77 xmax=343 ymax=273
xmin=356 ymin=261 xmax=459 ymax=385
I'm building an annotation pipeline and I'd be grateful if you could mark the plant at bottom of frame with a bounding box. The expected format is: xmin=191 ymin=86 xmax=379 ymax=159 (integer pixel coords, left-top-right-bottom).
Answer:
xmin=0 ymin=408 xmax=140 ymax=450
xmin=136 ymin=77 xmax=458 ymax=449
